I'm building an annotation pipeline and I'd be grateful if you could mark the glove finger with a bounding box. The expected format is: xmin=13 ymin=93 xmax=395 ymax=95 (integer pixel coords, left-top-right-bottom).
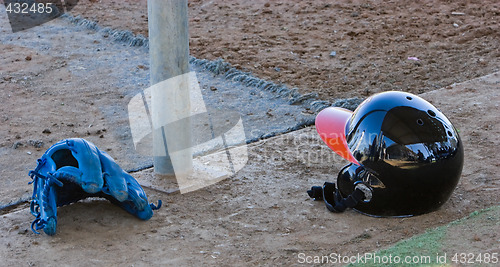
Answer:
xmin=52 ymin=166 xmax=82 ymax=183
xmin=54 ymin=166 xmax=102 ymax=194
xmin=113 ymin=200 xmax=153 ymax=220
xmin=123 ymin=191 xmax=153 ymax=220
xmin=103 ymin=172 xmax=128 ymax=202
xmin=95 ymin=145 xmax=158 ymax=220
xmin=98 ymin=150 xmax=129 ymax=202
xmin=66 ymin=138 xmax=104 ymax=193
xmin=123 ymin=173 xmax=148 ymax=211
xmin=106 ymin=173 xmax=153 ymax=220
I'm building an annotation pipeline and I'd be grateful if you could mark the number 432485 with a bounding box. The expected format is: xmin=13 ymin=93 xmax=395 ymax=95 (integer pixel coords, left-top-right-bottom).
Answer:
xmin=6 ymin=3 xmax=54 ymax=14
xmin=452 ymin=253 xmax=498 ymax=264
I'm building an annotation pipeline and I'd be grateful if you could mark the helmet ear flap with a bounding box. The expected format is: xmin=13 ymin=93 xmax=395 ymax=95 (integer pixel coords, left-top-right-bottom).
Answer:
xmin=337 ymin=164 xmax=375 ymax=203
xmin=337 ymin=163 xmax=361 ymax=198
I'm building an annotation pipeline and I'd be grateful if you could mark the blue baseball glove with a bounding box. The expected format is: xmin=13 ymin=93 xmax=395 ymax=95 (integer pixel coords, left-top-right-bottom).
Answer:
xmin=29 ymin=138 xmax=161 ymax=235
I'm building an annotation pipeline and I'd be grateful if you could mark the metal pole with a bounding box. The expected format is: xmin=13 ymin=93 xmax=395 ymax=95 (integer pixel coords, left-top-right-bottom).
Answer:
xmin=148 ymin=0 xmax=192 ymax=175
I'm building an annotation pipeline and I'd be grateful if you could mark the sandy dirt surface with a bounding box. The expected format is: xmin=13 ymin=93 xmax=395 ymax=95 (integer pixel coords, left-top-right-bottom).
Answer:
xmin=0 ymin=0 xmax=499 ymax=266
xmin=1 ymin=72 xmax=499 ymax=265
xmin=67 ymin=0 xmax=500 ymax=99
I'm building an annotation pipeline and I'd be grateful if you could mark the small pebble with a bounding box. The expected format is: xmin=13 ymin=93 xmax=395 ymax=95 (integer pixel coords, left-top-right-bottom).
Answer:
xmin=18 ymin=229 xmax=28 ymax=235
xmin=12 ymin=142 xmax=23 ymax=149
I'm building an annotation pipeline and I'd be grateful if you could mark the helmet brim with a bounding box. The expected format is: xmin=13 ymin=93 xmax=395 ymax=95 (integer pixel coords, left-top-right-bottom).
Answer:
xmin=315 ymin=107 xmax=359 ymax=164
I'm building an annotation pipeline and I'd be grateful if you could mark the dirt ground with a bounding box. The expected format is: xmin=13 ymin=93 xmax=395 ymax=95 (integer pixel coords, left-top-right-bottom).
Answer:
xmin=1 ymin=73 xmax=499 ymax=266
xmin=1 ymin=0 xmax=499 ymax=266
xmin=68 ymin=0 xmax=500 ymax=99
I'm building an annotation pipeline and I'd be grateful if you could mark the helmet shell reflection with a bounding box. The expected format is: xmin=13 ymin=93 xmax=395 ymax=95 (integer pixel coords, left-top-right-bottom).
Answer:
xmin=338 ymin=91 xmax=463 ymax=216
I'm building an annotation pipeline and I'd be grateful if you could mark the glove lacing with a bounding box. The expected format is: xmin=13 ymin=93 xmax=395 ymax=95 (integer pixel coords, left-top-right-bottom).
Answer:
xmin=29 ymin=158 xmax=63 ymax=234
